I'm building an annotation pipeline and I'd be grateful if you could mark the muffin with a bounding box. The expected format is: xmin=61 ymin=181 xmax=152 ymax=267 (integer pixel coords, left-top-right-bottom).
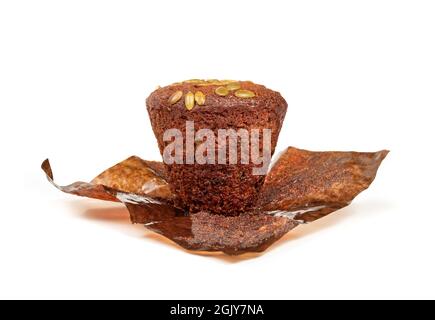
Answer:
xmin=146 ymin=79 xmax=287 ymax=215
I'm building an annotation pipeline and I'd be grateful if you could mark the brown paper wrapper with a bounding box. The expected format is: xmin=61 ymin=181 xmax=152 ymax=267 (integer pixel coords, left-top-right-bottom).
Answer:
xmin=259 ymin=147 xmax=389 ymax=223
xmin=42 ymin=147 xmax=388 ymax=255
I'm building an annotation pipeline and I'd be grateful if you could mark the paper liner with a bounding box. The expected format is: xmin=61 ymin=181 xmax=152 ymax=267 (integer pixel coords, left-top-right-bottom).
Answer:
xmin=125 ymin=203 xmax=298 ymax=255
xmin=259 ymin=147 xmax=389 ymax=223
xmin=42 ymin=147 xmax=388 ymax=255
xmin=42 ymin=156 xmax=172 ymax=203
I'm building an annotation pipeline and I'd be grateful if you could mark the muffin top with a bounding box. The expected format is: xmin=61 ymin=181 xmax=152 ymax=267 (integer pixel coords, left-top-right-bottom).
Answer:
xmin=146 ymin=79 xmax=286 ymax=112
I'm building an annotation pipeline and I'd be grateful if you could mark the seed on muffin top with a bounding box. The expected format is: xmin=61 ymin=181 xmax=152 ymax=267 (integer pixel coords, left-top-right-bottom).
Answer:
xmin=165 ymin=79 xmax=257 ymax=110
xmin=147 ymin=79 xmax=287 ymax=114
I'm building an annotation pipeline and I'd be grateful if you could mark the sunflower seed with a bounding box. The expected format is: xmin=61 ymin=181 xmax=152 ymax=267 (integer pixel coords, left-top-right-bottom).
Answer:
xmin=226 ymin=82 xmax=241 ymax=91
xmin=235 ymin=89 xmax=255 ymax=98
xmin=215 ymin=86 xmax=229 ymax=96
xmin=197 ymin=82 xmax=219 ymax=86
xmin=194 ymin=91 xmax=206 ymax=105
xmin=184 ymin=79 xmax=203 ymax=84
xmin=185 ymin=91 xmax=195 ymax=110
xmin=168 ymin=90 xmax=183 ymax=105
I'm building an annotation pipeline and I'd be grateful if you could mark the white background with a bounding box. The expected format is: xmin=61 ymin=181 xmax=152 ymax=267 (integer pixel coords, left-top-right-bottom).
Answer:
xmin=1 ymin=0 xmax=434 ymax=300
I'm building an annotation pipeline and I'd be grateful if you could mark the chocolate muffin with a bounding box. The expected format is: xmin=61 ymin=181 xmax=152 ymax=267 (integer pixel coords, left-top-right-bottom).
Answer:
xmin=146 ymin=80 xmax=287 ymax=215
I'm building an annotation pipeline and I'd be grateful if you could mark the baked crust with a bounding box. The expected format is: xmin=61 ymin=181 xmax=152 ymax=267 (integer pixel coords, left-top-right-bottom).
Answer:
xmin=146 ymin=80 xmax=288 ymax=215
